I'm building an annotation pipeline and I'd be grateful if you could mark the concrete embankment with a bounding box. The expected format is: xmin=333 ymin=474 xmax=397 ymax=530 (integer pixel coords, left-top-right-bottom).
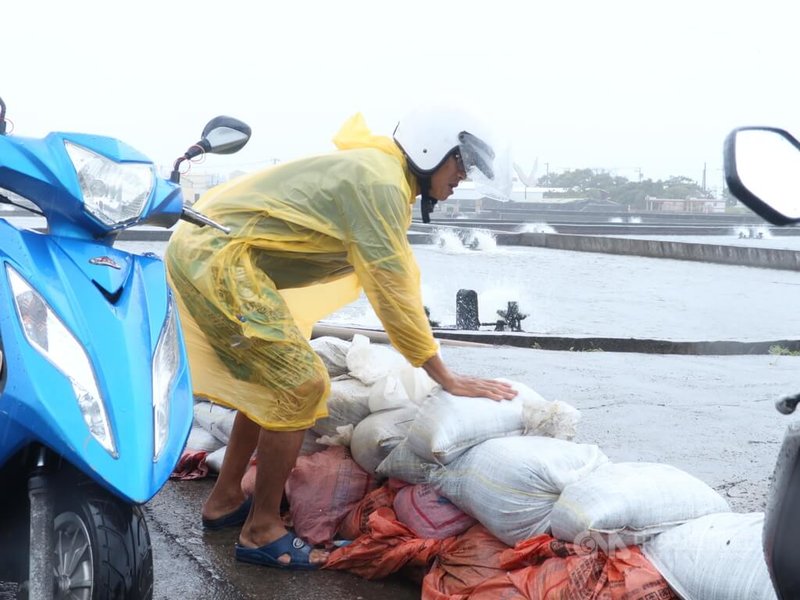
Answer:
xmin=512 ymin=232 xmax=800 ymax=271
xmin=408 ymin=228 xmax=800 ymax=271
xmin=313 ymin=324 xmax=800 ymax=356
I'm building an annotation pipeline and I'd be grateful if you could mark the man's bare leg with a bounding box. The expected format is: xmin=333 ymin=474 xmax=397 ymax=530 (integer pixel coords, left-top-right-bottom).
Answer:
xmin=201 ymin=411 xmax=259 ymax=521
xmin=238 ymin=428 xmax=329 ymax=566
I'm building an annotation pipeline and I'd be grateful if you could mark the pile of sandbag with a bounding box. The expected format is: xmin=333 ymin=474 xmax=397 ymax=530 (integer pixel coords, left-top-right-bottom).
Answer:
xmin=184 ymin=335 xmax=778 ymax=599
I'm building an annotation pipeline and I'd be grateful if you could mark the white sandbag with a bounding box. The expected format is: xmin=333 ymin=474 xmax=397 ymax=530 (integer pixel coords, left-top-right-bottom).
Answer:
xmin=376 ymin=440 xmax=438 ymax=485
xmin=316 ymin=424 xmax=355 ymax=447
xmin=205 ymin=445 xmax=226 ymax=473
xmin=368 ymin=360 xmax=438 ymax=412
xmin=193 ymin=399 xmax=237 ymax=445
xmin=185 ymin=425 xmax=225 ymax=453
xmin=522 ymin=398 xmax=581 ymax=440
xmin=431 ymin=436 xmax=608 ymax=546
xmin=346 ymin=334 xmax=409 ymax=385
xmin=396 ymin=363 xmax=438 ymax=405
xmin=642 ymin=512 xmax=777 ymax=600
xmin=350 ymin=407 xmax=418 ymax=475
xmin=310 ymin=376 xmax=372 ymax=440
xmin=406 ymin=379 xmax=580 ymax=465
xmin=550 ymin=462 xmax=730 ymax=548
xmin=310 ymin=335 xmax=351 ymax=377
xmin=368 ymin=374 xmax=413 ymax=412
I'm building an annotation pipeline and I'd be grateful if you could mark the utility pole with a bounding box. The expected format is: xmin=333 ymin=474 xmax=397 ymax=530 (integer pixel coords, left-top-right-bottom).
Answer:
xmin=702 ymin=162 xmax=707 ymax=192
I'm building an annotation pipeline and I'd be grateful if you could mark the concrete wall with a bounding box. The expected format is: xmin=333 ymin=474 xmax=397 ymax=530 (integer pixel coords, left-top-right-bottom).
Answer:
xmin=490 ymin=232 xmax=800 ymax=271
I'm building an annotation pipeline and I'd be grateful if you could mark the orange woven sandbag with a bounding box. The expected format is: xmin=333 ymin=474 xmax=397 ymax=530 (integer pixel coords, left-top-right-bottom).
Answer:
xmin=394 ymin=484 xmax=478 ymax=540
xmin=460 ymin=573 xmax=529 ymax=600
xmin=500 ymin=535 xmax=678 ymax=600
xmin=325 ymin=507 xmax=449 ymax=579
xmin=337 ymin=484 xmax=398 ymax=540
xmin=286 ymin=446 xmax=377 ymax=547
xmin=421 ymin=524 xmax=515 ymax=600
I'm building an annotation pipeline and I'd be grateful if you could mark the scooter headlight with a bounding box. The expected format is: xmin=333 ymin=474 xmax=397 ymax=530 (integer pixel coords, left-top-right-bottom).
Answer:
xmin=6 ymin=264 xmax=117 ymax=456
xmin=152 ymin=296 xmax=180 ymax=461
xmin=65 ymin=141 xmax=154 ymax=227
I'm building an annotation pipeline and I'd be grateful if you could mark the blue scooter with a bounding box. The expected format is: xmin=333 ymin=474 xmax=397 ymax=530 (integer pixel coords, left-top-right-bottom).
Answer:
xmin=0 ymin=95 xmax=250 ymax=599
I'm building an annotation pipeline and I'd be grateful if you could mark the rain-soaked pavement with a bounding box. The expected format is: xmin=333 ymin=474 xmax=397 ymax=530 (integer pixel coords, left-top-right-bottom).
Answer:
xmin=146 ymin=478 xmax=419 ymax=600
xmin=146 ymin=342 xmax=800 ymax=598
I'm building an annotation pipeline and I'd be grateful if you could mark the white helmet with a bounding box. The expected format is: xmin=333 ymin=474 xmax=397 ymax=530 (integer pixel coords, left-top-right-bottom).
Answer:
xmin=393 ymin=105 xmax=497 ymax=181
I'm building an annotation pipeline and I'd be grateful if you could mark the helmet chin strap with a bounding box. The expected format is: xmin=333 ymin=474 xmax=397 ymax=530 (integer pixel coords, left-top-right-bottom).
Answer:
xmin=402 ymin=147 xmax=439 ymax=223
xmin=419 ymin=178 xmax=438 ymax=224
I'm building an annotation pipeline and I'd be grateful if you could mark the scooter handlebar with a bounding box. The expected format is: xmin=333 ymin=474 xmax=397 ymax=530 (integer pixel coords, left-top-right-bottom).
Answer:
xmin=180 ymin=205 xmax=230 ymax=234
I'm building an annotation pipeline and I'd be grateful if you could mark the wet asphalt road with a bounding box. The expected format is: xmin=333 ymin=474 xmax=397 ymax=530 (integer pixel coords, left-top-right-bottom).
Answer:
xmin=145 ymin=343 xmax=800 ymax=599
xmin=145 ymin=478 xmax=419 ymax=600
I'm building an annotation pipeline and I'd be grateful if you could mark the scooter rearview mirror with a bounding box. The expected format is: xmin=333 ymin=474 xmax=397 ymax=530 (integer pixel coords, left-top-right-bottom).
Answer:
xmin=199 ymin=116 xmax=252 ymax=155
xmin=170 ymin=116 xmax=252 ymax=183
xmin=724 ymin=126 xmax=800 ymax=226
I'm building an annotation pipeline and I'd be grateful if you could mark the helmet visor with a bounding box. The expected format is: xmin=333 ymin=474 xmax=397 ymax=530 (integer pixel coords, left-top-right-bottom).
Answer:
xmin=458 ymin=131 xmax=511 ymax=200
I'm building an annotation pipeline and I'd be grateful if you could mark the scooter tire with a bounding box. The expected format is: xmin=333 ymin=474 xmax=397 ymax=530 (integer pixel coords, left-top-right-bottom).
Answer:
xmin=49 ymin=482 xmax=154 ymax=600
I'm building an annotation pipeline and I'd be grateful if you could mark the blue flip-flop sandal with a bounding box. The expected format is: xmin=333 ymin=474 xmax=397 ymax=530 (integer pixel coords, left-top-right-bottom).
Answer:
xmin=201 ymin=497 xmax=252 ymax=530
xmin=235 ymin=532 xmax=322 ymax=570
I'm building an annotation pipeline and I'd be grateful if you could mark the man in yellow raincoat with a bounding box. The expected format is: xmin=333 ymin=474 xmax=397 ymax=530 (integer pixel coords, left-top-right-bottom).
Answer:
xmin=165 ymin=105 xmax=517 ymax=569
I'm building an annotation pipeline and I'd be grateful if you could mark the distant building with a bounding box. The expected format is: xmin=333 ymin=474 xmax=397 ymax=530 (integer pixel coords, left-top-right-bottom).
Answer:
xmin=443 ymin=181 xmax=625 ymax=216
xmin=644 ymin=196 xmax=726 ymax=213
xmin=180 ymin=171 xmax=228 ymax=204
xmin=174 ymin=168 xmax=259 ymax=204
xmin=449 ymin=181 xmax=552 ymax=203
xmin=153 ymin=161 xmax=257 ymax=205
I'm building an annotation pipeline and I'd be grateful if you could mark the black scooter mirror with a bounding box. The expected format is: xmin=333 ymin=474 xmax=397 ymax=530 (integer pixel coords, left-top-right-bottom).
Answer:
xmin=170 ymin=116 xmax=252 ymax=184
xmin=199 ymin=116 xmax=252 ymax=155
xmin=723 ymin=126 xmax=800 ymax=225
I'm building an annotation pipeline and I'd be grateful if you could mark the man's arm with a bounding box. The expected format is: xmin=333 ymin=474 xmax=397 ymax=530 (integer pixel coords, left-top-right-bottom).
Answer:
xmin=422 ymin=353 xmax=517 ymax=401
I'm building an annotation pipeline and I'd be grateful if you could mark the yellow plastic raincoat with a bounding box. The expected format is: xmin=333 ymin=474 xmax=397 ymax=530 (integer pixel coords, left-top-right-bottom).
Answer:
xmin=165 ymin=114 xmax=439 ymax=431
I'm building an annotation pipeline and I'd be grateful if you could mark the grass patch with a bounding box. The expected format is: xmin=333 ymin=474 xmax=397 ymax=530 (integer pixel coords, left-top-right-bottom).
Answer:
xmin=769 ymin=345 xmax=800 ymax=356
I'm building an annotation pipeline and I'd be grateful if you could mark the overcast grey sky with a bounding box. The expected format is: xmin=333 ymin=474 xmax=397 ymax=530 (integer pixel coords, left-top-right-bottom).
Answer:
xmin=3 ymin=0 xmax=799 ymax=190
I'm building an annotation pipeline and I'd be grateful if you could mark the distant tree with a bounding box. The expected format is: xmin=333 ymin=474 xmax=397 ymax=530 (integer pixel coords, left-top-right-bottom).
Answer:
xmin=542 ymin=168 xmax=712 ymax=208
xmin=661 ymin=176 xmax=713 ymax=199
xmin=613 ymin=180 xmax=654 ymax=208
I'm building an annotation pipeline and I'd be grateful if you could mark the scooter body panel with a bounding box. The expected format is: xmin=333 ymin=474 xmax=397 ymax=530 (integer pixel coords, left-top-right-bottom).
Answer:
xmin=764 ymin=422 xmax=800 ymax=599
xmin=0 ymin=221 xmax=192 ymax=503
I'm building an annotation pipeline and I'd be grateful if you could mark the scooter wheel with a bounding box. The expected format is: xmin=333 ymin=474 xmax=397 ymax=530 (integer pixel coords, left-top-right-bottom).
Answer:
xmin=49 ymin=482 xmax=153 ymax=600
